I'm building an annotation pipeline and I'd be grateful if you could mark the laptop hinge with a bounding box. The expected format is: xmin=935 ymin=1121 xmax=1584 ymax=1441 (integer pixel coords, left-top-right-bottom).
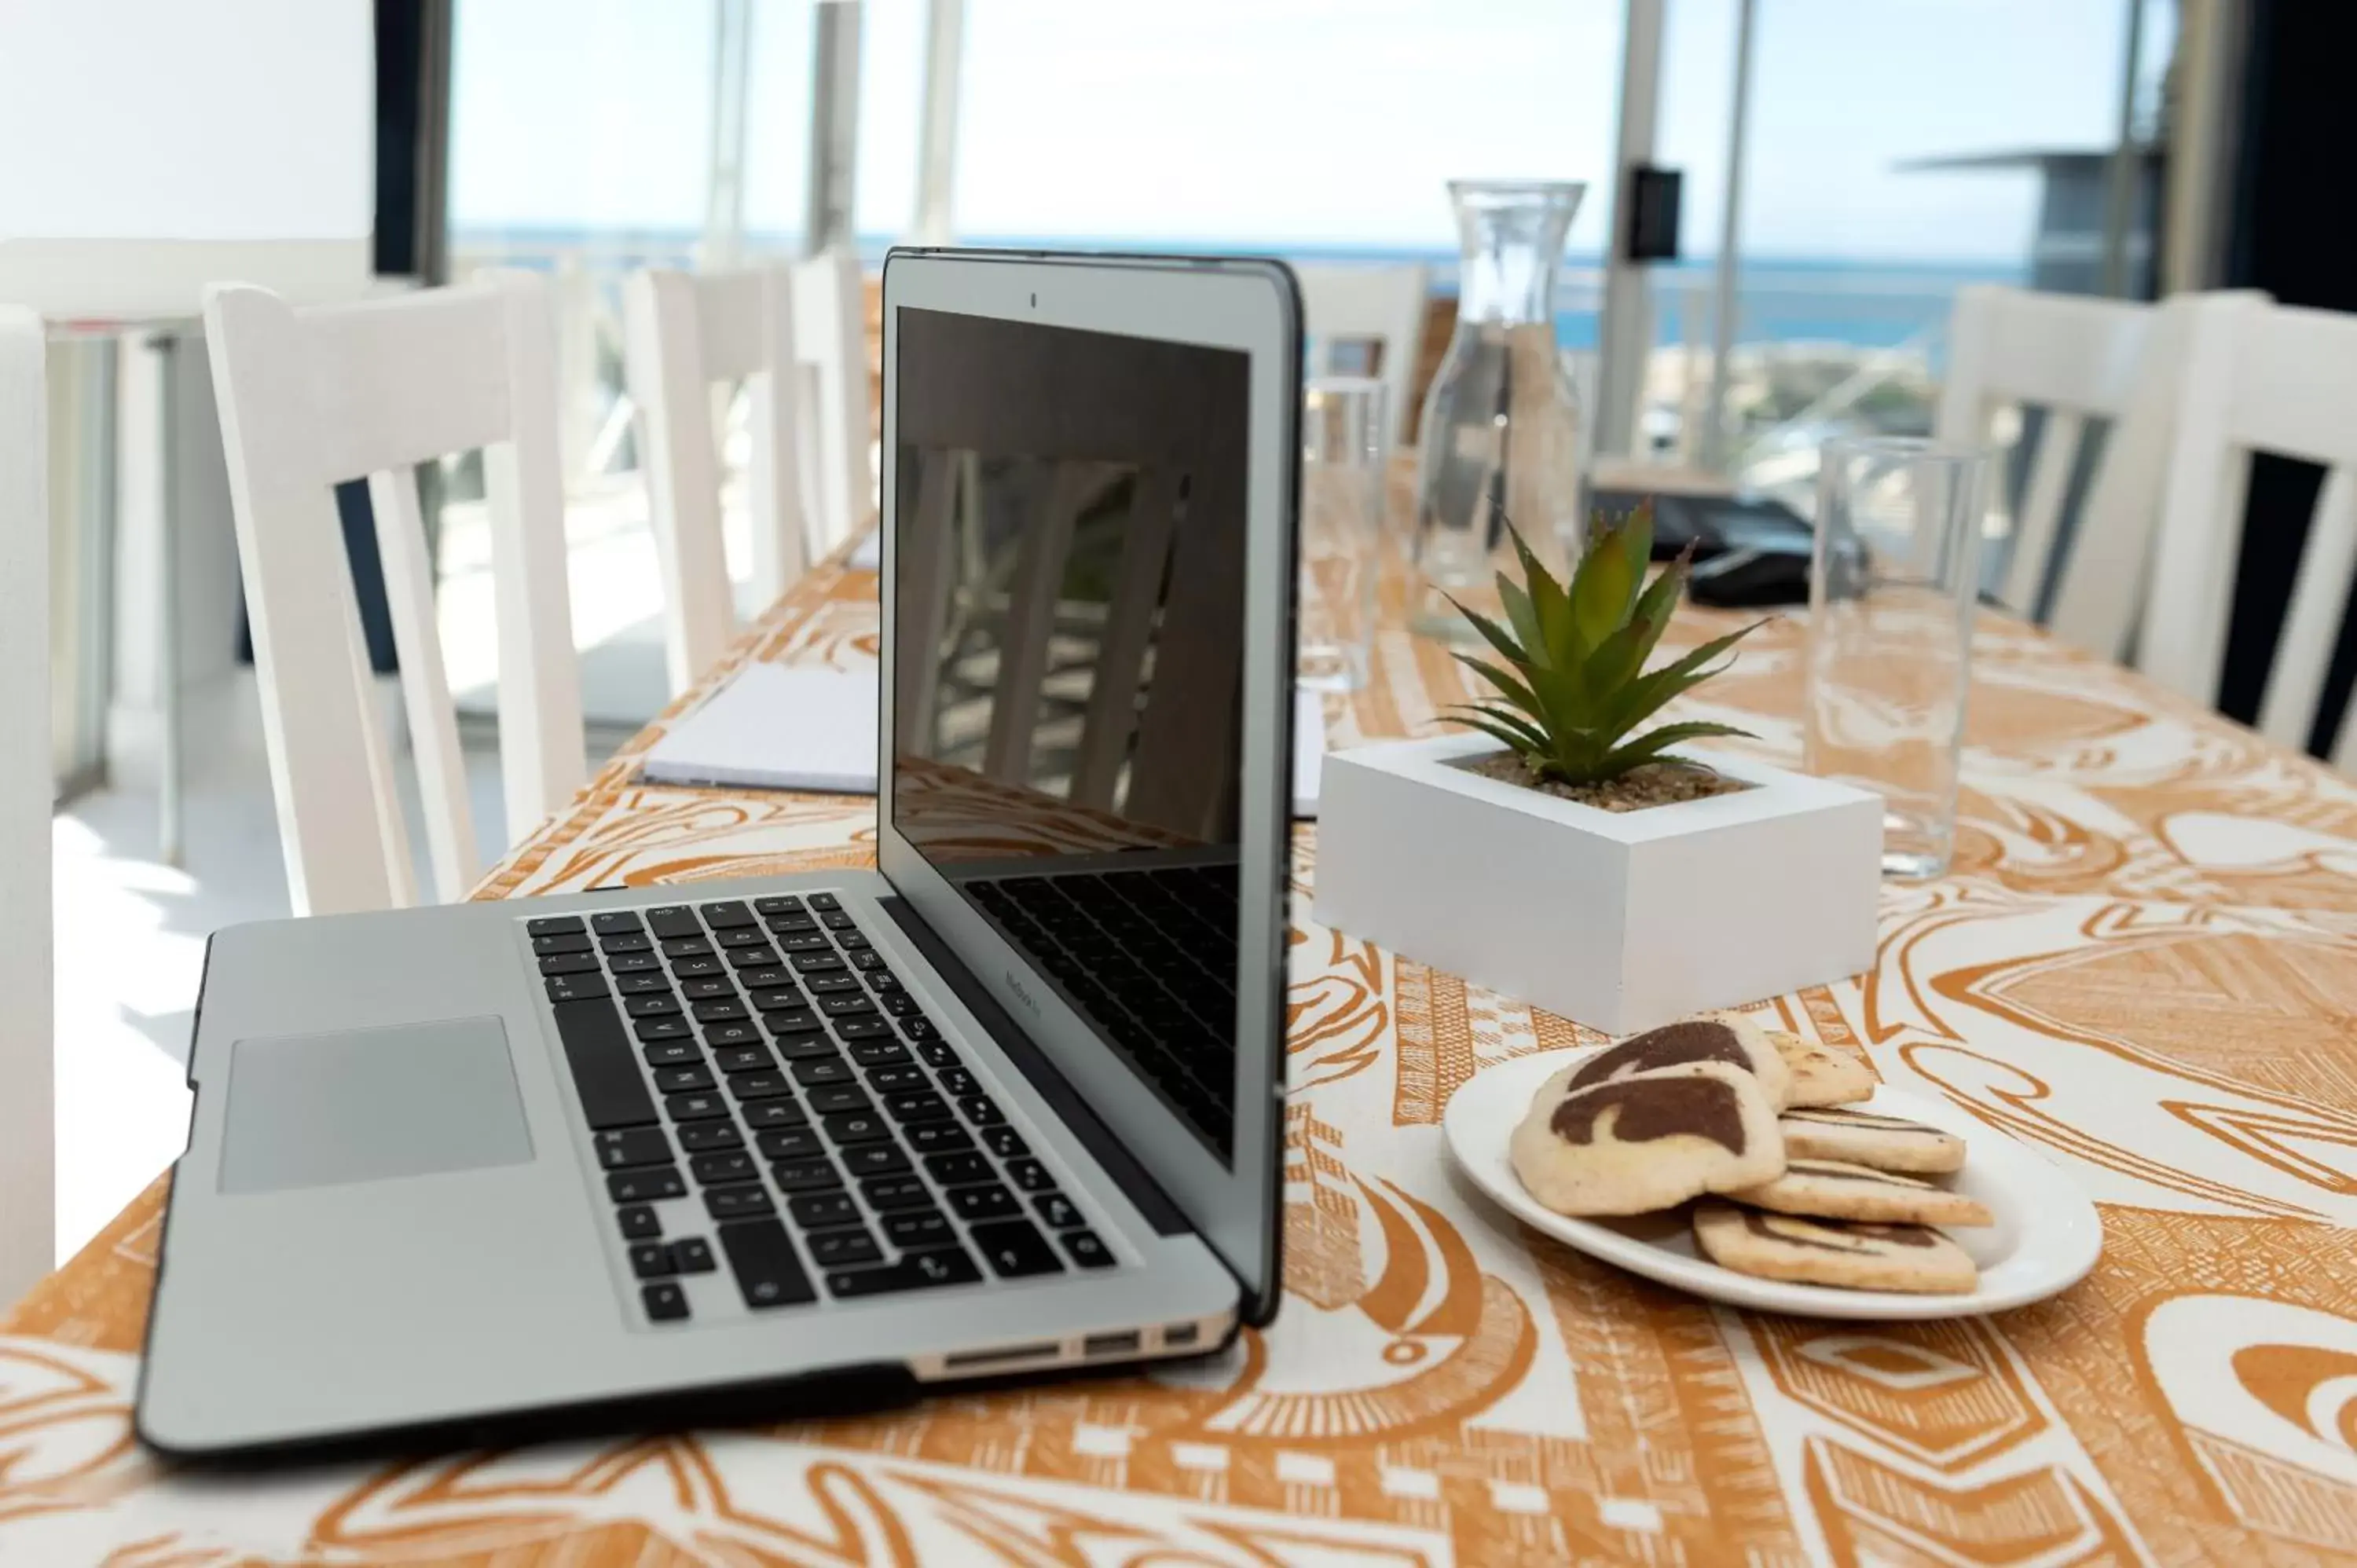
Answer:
xmin=878 ymin=896 xmax=1196 ymax=1242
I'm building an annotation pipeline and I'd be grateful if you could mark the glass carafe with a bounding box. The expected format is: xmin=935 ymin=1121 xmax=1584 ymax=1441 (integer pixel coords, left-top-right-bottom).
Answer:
xmin=1412 ymin=179 xmax=1587 ymax=639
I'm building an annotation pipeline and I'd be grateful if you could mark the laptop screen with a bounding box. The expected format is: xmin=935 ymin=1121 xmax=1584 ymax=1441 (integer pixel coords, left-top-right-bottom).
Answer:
xmin=888 ymin=305 xmax=1251 ymax=1166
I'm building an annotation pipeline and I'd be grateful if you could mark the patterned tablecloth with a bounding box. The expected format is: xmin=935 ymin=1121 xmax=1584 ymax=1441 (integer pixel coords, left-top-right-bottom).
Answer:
xmin=12 ymin=544 xmax=2357 ymax=1566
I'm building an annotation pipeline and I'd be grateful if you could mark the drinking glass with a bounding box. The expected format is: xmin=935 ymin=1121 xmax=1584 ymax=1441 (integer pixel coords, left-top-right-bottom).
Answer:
xmin=1804 ymin=437 xmax=1988 ymax=880
xmin=1299 ymin=376 xmax=1387 ymax=691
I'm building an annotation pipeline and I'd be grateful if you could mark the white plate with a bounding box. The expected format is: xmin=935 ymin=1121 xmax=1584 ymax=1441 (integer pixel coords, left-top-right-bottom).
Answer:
xmin=1442 ymin=1049 xmax=2104 ymax=1320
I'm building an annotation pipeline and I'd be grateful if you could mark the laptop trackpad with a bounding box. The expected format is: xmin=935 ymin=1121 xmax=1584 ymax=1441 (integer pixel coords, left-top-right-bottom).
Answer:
xmin=219 ymin=1018 xmax=534 ymax=1194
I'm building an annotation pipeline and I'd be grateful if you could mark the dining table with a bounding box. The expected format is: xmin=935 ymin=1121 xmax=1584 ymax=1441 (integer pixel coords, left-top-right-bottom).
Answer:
xmin=9 ymin=496 xmax=2357 ymax=1567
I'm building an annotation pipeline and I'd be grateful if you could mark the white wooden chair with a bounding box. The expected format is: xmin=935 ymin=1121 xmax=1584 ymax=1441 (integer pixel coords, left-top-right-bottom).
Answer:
xmin=0 ymin=306 xmax=52 ymax=1300
xmin=794 ymin=247 xmax=876 ymax=555
xmin=1295 ymin=262 xmax=1429 ymax=449
xmin=623 ymin=264 xmax=812 ymax=694
xmin=205 ymin=273 xmax=587 ymax=915
xmin=2146 ymin=293 xmax=2357 ymax=765
xmin=1935 ymin=284 xmax=2183 ymax=661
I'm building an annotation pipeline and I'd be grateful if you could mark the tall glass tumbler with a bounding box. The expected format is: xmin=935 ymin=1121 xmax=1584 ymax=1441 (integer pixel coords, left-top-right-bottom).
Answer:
xmin=1805 ymin=438 xmax=1989 ymax=880
xmin=1299 ymin=376 xmax=1387 ymax=691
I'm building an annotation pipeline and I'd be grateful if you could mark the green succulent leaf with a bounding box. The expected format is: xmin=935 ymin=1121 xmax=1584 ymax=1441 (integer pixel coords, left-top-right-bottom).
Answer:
xmin=1452 ymin=709 xmax=1550 ymax=761
xmin=1443 ymin=597 xmax=1538 ymax=676
xmin=1450 ymin=702 xmax=1551 ymax=752
xmin=1504 ymin=520 xmax=1582 ymax=668
xmin=1451 ymin=653 xmax=1544 ymax=720
xmin=1498 ymin=577 xmax=1545 ymax=665
xmin=1570 ymin=521 xmax=1637 ymax=650
xmin=1595 ymin=720 xmax=1756 ymax=779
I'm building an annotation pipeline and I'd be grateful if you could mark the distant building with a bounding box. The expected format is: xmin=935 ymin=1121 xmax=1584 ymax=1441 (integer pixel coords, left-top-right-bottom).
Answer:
xmin=1900 ymin=146 xmax=2163 ymax=298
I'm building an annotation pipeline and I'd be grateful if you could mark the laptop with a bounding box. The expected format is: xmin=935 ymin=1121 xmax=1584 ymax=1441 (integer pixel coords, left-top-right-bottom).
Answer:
xmin=137 ymin=249 xmax=1303 ymax=1459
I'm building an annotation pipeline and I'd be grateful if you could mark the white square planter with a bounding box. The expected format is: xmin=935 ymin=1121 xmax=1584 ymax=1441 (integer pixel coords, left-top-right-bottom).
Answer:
xmin=1313 ymin=734 xmax=1882 ymax=1035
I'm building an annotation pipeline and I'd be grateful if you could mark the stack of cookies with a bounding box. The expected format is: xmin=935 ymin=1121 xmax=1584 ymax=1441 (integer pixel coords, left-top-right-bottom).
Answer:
xmin=1508 ymin=1013 xmax=1990 ymax=1295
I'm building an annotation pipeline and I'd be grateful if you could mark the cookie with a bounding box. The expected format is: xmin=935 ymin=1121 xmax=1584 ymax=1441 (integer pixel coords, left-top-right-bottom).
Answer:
xmin=1725 ymin=1158 xmax=1992 ymax=1226
xmin=1692 ymin=1203 xmax=1978 ymax=1294
xmin=1567 ymin=1013 xmax=1791 ymax=1111
xmin=1779 ymin=1106 xmax=1967 ymax=1175
xmin=1765 ymin=1030 xmax=1875 ymax=1107
xmin=1512 ymin=1061 xmax=1784 ymax=1217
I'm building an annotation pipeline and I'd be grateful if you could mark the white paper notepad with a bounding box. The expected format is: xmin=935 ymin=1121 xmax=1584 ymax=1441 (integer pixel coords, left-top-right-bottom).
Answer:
xmin=641 ymin=662 xmax=1332 ymax=815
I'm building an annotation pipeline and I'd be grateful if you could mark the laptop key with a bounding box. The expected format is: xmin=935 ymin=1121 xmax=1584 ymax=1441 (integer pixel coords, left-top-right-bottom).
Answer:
xmin=836 ymin=931 xmax=871 ymax=951
xmin=805 ymin=973 xmax=861 ymax=995
xmin=1061 ymin=1230 xmax=1115 ymax=1269
xmin=792 ymin=953 xmax=848 ymax=975
xmin=937 ymin=1068 xmax=979 ymax=1097
xmin=881 ymin=994 xmax=921 ymax=1017
xmin=532 ymin=932 xmax=592 ymax=957
xmin=670 ymin=1236 xmax=717 ymax=1273
xmin=727 ymin=1070 xmax=793 ymax=1100
xmin=887 ymin=1092 xmax=952 ymax=1123
xmin=742 ymin=1099 xmax=809 ymax=1130
xmin=678 ymin=1121 xmax=745 ymax=1152
xmin=552 ymin=998 xmax=660 ymax=1130
xmin=834 ymin=1019 xmax=894 ymax=1042
xmin=539 ymin=951 xmax=599 ymax=976
xmin=740 ymin=965 xmax=794 ymax=990
xmin=821 ymin=1111 xmax=890 ymax=1145
xmin=662 ymin=935 xmax=714 ymax=958
xmin=915 ymin=1042 xmax=959 ymax=1070
xmin=528 ymin=915 xmax=586 ymax=936
xmin=619 ymin=972 xmax=675 ymax=997
xmin=607 ymin=1167 xmax=686 ymax=1203
xmin=654 ymin=1065 xmax=716 ymax=1094
xmin=789 ymin=1190 xmax=860 ymax=1229
xmin=981 ymin=1127 xmax=1030 ymax=1160
xmin=841 ymin=1142 xmax=912 ymax=1178
xmin=691 ymin=1150 xmax=757 ymax=1185
xmin=699 ymin=900 xmax=756 ymax=929
xmin=716 ymin=927 xmax=770 ymax=950
xmin=861 ymin=1176 xmax=934 ymax=1211
xmin=958 ymin=1094 xmax=1006 ymax=1127
xmin=607 ymin=951 xmax=664 ymax=975
xmin=819 ymin=995 xmax=878 ymax=1019
xmin=616 ymin=1203 xmax=661 ymax=1240
xmin=705 ymin=1184 xmax=776 ymax=1220
xmin=808 ymin=1086 xmax=874 ymax=1117
xmin=924 ymin=1152 xmax=993 ymax=1186
xmin=809 ymin=892 xmax=841 ymax=910
xmin=646 ymin=906 xmax=701 ymax=940
xmin=821 ymin=910 xmax=856 ymax=931
xmin=793 ymin=1058 xmax=855 ymax=1088
xmin=850 ymin=1041 xmax=914 ymax=1068
xmin=901 ymin=1018 xmax=940 ymax=1042
xmin=726 ymin=946 xmax=783 ymax=969
xmin=826 ymin=1247 xmax=982 ymax=1299
xmin=778 ymin=932 xmax=830 ymax=954
xmin=679 ymin=975 xmax=735 ymax=1001
xmin=718 ymin=1218 xmax=816 ymax=1308
xmin=599 ymin=932 xmax=654 ymax=954
xmin=970 ymin=1218 xmax=1065 ymax=1279
xmin=665 ymin=1091 xmax=729 ymax=1122
xmin=629 ymin=1241 xmax=675 ymax=1278
xmin=770 ymin=1158 xmax=843 ymax=1192
xmin=766 ymin=913 xmax=818 ymax=934
xmin=807 ymin=1227 xmax=882 ymax=1268
xmin=907 ymin=1121 xmax=974 ymax=1155
xmin=756 ymin=1127 xmax=824 ymax=1160
xmin=883 ymin=1209 xmax=954 ymax=1249
xmin=595 ymin=1128 xmax=674 ymax=1170
xmin=754 ymin=895 xmax=806 ymax=915
xmin=691 ymin=998 xmax=748 ymax=1023
xmin=714 ymin=1043 xmax=775 ymax=1074
xmin=750 ymin=988 xmax=805 ymax=1012
xmin=671 ymin=956 xmax=724 ymax=980
xmin=625 ymin=994 xmax=683 ymax=1018
xmin=643 ymin=1282 xmax=690 ymax=1321
xmin=866 ymin=1064 xmax=929 ymax=1094
xmin=592 ymin=910 xmax=644 ymax=935
xmin=545 ymin=974 xmax=610 ymax=1004
xmin=703 ymin=1021 xmax=763 ymax=1049
xmin=634 ymin=1017 xmax=693 ymax=1042
xmin=948 ymin=1185 xmax=1022 ymax=1222
xmin=767 ymin=1011 xmax=827 ymax=1039
xmin=775 ymin=1033 xmax=841 ymax=1061
xmin=1033 ymin=1192 xmax=1083 ymax=1229
xmin=853 ymin=951 xmax=892 ymax=972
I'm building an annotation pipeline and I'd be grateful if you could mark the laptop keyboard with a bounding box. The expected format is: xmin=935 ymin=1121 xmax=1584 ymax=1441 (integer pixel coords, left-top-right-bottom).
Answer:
xmin=527 ymin=893 xmax=1117 ymax=1327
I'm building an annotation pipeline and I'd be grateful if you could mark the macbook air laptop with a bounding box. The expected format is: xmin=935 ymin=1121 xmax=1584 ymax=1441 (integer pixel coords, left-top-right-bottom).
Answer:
xmin=137 ymin=249 xmax=1303 ymax=1459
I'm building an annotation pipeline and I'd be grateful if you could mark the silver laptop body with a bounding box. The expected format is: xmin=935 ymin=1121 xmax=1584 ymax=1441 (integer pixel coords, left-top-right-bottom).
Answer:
xmin=137 ymin=249 xmax=1302 ymax=1458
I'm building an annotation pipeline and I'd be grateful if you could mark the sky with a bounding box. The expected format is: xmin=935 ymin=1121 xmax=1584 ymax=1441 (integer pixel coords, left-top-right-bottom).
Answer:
xmin=448 ymin=0 xmax=2166 ymax=264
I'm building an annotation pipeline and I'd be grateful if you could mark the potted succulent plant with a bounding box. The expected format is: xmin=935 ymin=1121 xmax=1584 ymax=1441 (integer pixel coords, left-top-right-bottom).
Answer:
xmin=1314 ymin=507 xmax=1882 ymax=1034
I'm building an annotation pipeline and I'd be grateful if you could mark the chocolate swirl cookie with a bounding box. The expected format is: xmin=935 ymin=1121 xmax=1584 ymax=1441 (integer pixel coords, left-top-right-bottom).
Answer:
xmin=1778 ymin=1106 xmax=1966 ymax=1174
xmin=1511 ymin=1061 xmax=1784 ymax=1216
xmin=1725 ymin=1157 xmax=1992 ymax=1226
xmin=1565 ymin=1013 xmax=1791 ymax=1111
xmin=1692 ymin=1202 xmax=1978 ymax=1293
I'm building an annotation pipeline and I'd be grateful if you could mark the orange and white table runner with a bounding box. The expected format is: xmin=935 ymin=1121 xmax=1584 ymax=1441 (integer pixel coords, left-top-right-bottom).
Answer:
xmin=9 ymin=555 xmax=2357 ymax=1566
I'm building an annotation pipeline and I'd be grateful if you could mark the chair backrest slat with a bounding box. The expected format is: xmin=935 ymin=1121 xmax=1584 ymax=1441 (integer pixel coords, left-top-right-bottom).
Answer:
xmin=0 ymin=306 xmax=52 ymax=1300
xmin=206 ymin=273 xmax=585 ymax=914
xmin=794 ymin=247 xmax=875 ymax=552
xmin=2150 ymin=294 xmax=2357 ymax=760
xmin=1295 ymin=262 xmax=1429 ymax=448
